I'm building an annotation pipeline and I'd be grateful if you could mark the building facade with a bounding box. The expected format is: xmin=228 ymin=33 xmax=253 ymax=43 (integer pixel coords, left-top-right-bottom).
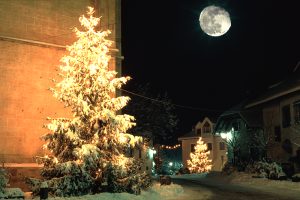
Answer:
xmin=178 ymin=117 xmax=227 ymax=171
xmin=215 ymin=68 xmax=300 ymax=173
xmin=245 ymin=77 xmax=300 ymax=172
xmin=0 ymin=0 xmax=122 ymax=163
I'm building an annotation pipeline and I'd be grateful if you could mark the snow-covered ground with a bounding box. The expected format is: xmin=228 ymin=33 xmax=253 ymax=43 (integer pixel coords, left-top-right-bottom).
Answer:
xmin=22 ymin=183 xmax=184 ymax=200
xmin=12 ymin=172 xmax=300 ymax=199
xmin=172 ymin=172 xmax=300 ymax=199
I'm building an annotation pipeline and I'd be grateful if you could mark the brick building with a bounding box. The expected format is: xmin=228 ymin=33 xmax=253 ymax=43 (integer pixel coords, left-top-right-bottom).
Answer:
xmin=0 ymin=0 xmax=122 ymax=164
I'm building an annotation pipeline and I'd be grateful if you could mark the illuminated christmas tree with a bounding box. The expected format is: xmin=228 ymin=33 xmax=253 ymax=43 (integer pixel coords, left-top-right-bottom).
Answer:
xmin=187 ymin=137 xmax=212 ymax=173
xmin=33 ymin=7 xmax=150 ymax=196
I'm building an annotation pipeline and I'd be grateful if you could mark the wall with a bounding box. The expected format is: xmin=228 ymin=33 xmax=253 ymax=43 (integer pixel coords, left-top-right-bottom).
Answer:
xmin=132 ymin=144 xmax=153 ymax=175
xmin=263 ymin=93 xmax=300 ymax=168
xmin=180 ymin=135 xmax=227 ymax=171
xmin=0 ymin=0 xmax=121 ymax=163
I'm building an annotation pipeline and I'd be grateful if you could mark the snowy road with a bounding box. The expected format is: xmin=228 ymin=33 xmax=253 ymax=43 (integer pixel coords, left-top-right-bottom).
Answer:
xmin=170 ymin=178 xmax=297 ymax=200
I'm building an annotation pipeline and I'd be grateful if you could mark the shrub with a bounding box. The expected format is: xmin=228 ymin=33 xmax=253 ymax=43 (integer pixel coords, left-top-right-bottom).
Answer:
xmin=0 ymin=169 xmax=8 ymax=194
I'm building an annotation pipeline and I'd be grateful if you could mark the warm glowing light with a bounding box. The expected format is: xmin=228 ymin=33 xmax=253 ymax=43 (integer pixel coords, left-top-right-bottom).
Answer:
xmin=89 ymin=64 xmax=98 ymax=75
xmin=40 ymin=7 xmax=146 ymax=194
xmin=115 ymin=154 xmax=128 ymax=168
xmin=187 ymin=137 xmax=212 ymax=173
xmin=53 ymin=157 xmax=58 ymax=164
xmin=160 ymin=144 xmax=181 ymax=150
xmin=220 ymin=130 xmax=233 ymax=141
xmin=148 ymin=149 xmax=156 ymax=159
xmin=119 ymin=133 xmax=127 ymax=143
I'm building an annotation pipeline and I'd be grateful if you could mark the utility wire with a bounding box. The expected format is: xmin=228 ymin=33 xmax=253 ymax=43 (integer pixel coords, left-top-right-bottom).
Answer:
xmin=119 ymin=88 xmax=225 ymax=112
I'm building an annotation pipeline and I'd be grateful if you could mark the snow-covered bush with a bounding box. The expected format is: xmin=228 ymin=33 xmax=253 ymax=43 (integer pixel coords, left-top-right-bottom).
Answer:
xmin=107 ymin=160 xmax=152 ymax=194
xmin=0 ymin=169 xmax=8 ymax=194
xmin=292 ymin=173 xmax=300 ymax=182
xmin=247 ymin=161 xmax=286 ymax=180
xmin=25 ymin=178 xmax=41 ymax=196
xmin=178 ymin=167 xmax=190 ymax=175
xmin=222 ymin=162 xmax=237 ymax=175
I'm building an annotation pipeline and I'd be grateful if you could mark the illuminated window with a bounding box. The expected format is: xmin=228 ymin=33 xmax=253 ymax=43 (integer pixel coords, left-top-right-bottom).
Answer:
xmin=207 ymin=143 xmax=212 ymax=151
xmin=293 ymin=100 xmax=300 ymax=124
xmin=219 ymin=142 xmax=225 ymax=150
xmin=282 ymin=105 xmax=291 ymax=128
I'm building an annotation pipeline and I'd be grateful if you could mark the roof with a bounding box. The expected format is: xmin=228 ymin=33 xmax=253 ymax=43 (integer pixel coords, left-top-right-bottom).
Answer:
xmin=246 ymin=66 xmax=300 ymax=108
xmin=178 ymin=131 xmax=199 ymax=140
xmin=214 ymin=101 xmax=263 ymax=133
xmin=197 ymin=116 xmax=218 ymax=124
xmin=178 ymin=116 xmax=216 ymax=140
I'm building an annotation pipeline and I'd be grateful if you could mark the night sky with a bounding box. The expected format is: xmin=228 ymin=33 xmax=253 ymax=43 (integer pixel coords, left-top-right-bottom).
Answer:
xmin=121 ymin=0 xmax=300 ymax=137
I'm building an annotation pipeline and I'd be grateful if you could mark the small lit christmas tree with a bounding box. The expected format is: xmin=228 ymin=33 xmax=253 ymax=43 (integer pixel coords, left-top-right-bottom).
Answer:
xmin=30 ymin=7 xmax=150 ymax=196
xmin=187 ymin=137 xmax=212 ymax=173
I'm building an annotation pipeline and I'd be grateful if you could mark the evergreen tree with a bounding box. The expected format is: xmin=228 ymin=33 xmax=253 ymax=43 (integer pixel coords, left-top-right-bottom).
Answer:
xmin=33 ymin=7 xmax=149 ymax=196
xmin=187 ymin=137 xmax=212 ymax=173
xmin=124 ymin=83 xmax=178 ymax=144
xmin=0 ymin=169 xmax=8 ymax=194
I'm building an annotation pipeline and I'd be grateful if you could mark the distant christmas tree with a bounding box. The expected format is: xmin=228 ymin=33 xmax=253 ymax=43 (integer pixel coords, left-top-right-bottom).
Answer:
xmin=30 ymin=7 xmax=150 ymax=196
xmin=187 ymin=137 xmax=212 ymax=173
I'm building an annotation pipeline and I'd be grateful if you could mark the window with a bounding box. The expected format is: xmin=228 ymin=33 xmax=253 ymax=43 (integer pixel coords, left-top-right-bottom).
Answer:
xmin=191 ymin=144 xmax=196 ymax=153
xmin=274 ymin=126 xmax=281 ymax=142
xmin=203 ymin=122 xmax=211 ymax=133
xmin=196 ymin=128 xmax=202 ymax=136
xmin=282 ymin=105 xmax=291 ymax=128
xmin=293 ymin=101 xmax=300 ymax=124
xmin=207 ymin=143 xmax=212 ymax=151
xmin=219 ymin=142 xmax=225 ymax=150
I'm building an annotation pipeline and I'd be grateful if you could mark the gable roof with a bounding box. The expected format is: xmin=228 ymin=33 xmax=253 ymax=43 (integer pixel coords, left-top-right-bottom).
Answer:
xmin=214 ymin=101 xmax=263 ymax=133
xmin=178 ymin=130 xmax=199 ymax=140
xmin=178 ymin=116 xmax=215 ymax=140
xmin=246 ymin=64 xmax=300 ymax=108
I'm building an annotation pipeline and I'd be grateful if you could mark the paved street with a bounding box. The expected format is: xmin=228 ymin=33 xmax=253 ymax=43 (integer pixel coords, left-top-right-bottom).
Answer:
xmin=170 ymin=178 xmax=298 ymax=200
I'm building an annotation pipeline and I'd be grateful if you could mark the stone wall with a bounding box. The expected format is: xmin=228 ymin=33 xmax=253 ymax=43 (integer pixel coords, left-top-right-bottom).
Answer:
xmin=0 ymin=0 xmax=121 ymax=163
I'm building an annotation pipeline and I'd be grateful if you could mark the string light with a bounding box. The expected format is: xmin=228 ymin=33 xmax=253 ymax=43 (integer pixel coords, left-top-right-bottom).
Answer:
xmin=160 ymin=144 xmax=181 ymax=150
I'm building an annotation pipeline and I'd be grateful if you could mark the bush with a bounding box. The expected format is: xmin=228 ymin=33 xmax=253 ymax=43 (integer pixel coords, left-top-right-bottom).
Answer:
xmin=178 ymin=168 xmax=190 ymax=174
xmin=0 ymin=169 xmax=8 ymax=194
xmin=222 ymin=162 xmax=237 ymax=175
xmin=247 ymin=161 xmax=286 ymax=180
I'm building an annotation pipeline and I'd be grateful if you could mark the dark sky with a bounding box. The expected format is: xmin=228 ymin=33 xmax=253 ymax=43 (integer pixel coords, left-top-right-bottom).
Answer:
xmin=121 ymin=0 xmax=300 ymax=136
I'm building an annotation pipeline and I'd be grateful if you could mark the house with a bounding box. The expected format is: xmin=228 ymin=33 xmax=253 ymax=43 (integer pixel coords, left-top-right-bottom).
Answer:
xmin=131 ymin=138 xmax=154 ymax=175
xmin=214 ymin=102 xmax=263 ymax=163
xmin=244 ymin=67 xmax=300 ymax=172
xmin=215 ymin=66 xmax=300 ymax=172
xmin=178 ymin=117 xmax=227 ymax=171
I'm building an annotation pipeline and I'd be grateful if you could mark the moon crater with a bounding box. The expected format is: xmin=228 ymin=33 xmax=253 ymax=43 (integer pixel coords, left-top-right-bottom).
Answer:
xmin=199 ymin=6 xmax=231 ymax=37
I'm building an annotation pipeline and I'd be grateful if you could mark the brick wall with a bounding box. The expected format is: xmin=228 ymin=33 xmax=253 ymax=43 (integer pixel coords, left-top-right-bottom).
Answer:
xmin=0 ymin=0 xmax=121 ymax=163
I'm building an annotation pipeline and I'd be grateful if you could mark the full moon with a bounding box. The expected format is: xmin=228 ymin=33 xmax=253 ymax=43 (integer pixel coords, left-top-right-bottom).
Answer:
xmin=199 ymin=5 xmax=231 ymax=37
